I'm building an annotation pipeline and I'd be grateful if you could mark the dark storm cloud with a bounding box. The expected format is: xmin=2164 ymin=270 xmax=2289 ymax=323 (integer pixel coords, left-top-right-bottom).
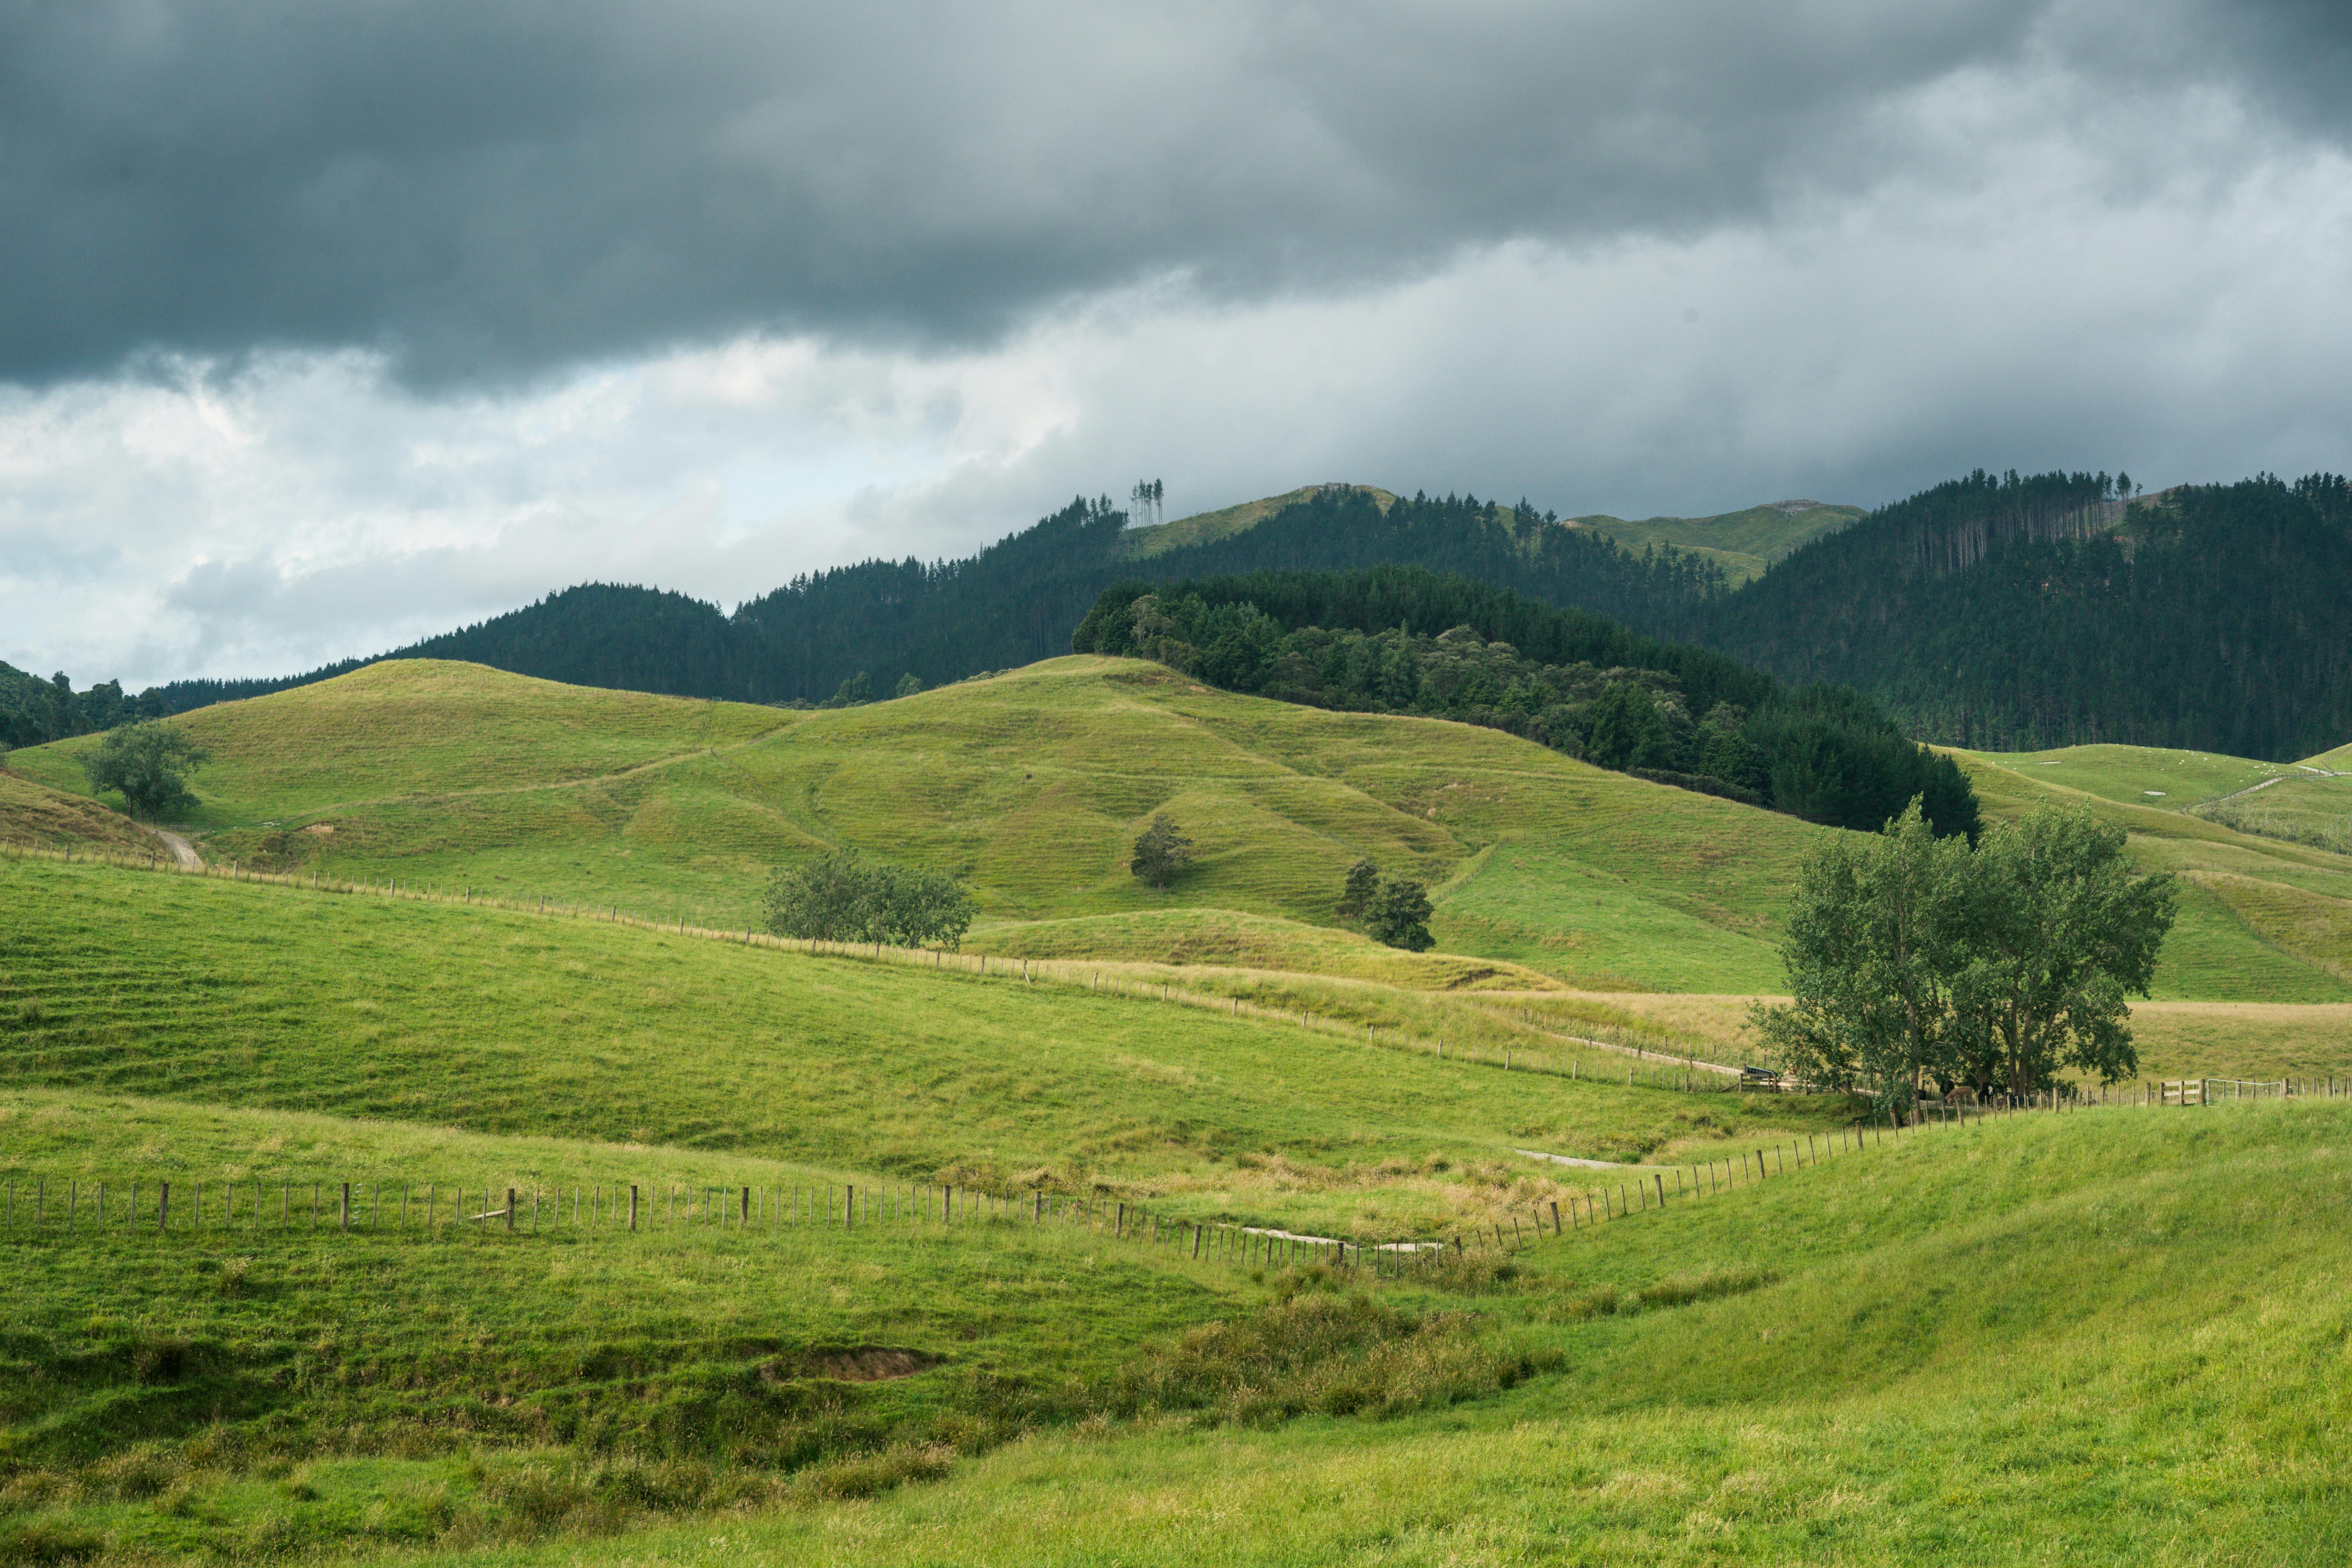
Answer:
xmin=0 ymin=0 xmax=2101 ymax=387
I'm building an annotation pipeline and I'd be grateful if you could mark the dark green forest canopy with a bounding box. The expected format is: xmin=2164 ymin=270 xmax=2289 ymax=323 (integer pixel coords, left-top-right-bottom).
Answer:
xmin=1689 ymin=471 xmax=2352 ymax=759
xmin=0 ymin=661 xmax=149 ymax=748
xmin=1072 ymin=566 xmax=1980 ymax=840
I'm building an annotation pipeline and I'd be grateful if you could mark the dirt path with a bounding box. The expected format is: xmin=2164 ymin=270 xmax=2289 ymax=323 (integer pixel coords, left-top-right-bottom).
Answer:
xmin=144 ymin=825 xmax=202 ymax=869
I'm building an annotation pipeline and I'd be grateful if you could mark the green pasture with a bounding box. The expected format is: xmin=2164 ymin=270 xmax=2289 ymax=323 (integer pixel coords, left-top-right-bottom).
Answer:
xmin=1954 ymin=748 xmax=2352 ymax=1001
xmin=0 ymin=857 xmax=1842 ymax=1237
xmin=1573 ymin=500 xmax=1864 ymax=583
xmin=7 ymin=1098 xmax=2323 ymax=1566
xmin=1959 ymin=742 xmax=2284 ymax=810
xmin=4 ymin=657 xmax=1828 ymax=994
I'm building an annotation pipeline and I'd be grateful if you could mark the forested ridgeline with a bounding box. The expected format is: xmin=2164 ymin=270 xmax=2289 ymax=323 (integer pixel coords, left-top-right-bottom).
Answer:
xmin=0 ymin=661 xmax=165 ymax=747
xmin=418 ymin=489 xmax=1714 ymax=704
xmin=1070 ymin=566 xmax=1980 ymax=840
xmin=1690 ymin=471 xmax=2352 ymax=759
xmin=25 ymin=470 xmax=2352 ymax=765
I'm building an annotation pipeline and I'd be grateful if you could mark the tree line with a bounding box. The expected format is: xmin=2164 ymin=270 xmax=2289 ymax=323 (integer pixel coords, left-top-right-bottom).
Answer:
xmin=1070 ymin=566 xmax=1980 ymax=839
xmin=0 ymin=661 xmax=161 ymax=748
xmin=94 ymin=486 xmax=1721 ymax=716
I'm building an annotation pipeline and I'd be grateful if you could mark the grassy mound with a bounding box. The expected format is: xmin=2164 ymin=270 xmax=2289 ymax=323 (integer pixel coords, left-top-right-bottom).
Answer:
xmin=1955 ymin=744 xmax=2352 ymax=1003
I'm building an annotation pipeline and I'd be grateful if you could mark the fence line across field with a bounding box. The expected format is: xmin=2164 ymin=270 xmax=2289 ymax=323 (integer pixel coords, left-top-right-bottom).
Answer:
xmin=18 ymin=1078 xmax=2332 ymax=1267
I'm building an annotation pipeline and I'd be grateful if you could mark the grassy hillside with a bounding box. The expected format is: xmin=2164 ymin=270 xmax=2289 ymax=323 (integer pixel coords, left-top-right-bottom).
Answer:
xmin=1955 ymin=743 xmax=2352 ymax=1003
xmin=11 ymin=659 xmax=2346 ymax=1008
xmin=7 ymin=660 xmax=798 ymax=828
xmin=1571 ymin=500 xmax=1865 ymax=583
xmin=0 ymin=857 xmax=1844 ymax=1232
xmin=10 ymin=1082 xmax=2341 ymax=1563
xmin=0 ymin=769 xmax=154 ymax=852
xmin=5 ymin=657 xmax=1826 ymax=995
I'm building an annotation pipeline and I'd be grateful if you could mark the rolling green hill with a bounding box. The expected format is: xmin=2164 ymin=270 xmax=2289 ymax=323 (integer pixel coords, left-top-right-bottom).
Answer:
xmin=7 ymin=667 xmax=2352 ymax=1562
xmin=7 ymin=657 xmax=1818 ymax=995
xmin=1116 ymin=484 xmax=1400 ymax=558
xmin=9 ymin=658 xmax=2348 ymax=1005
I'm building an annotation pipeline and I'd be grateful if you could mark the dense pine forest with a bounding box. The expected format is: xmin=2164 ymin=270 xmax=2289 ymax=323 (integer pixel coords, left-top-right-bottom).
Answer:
xmin=1685 ymin=471 xmax=2352 ymax=759
xmin=20 ymin=468 xmax=2352 ymax=767
xmin=1072 ymin=566 xmax=1980 ymax=838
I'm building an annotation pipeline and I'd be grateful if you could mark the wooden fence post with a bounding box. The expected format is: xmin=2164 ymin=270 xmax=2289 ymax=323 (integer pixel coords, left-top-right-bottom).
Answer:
xmin=630 ymin=1186 xmax=639 ymax=1230
xmin=159 ymin=1181 xmax=169 ymax=1233
xmin=341 ymin=1182 xmax=350 ymax=1231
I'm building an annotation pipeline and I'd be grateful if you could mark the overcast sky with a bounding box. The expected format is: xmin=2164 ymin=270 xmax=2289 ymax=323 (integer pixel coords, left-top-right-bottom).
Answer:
xmin=5 ymin=0 xmax=2350 ymax=688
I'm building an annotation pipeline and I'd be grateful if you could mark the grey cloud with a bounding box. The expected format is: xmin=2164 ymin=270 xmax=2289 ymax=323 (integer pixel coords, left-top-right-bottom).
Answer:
xmin=0 ymin=0 xmax=2127 ymax=388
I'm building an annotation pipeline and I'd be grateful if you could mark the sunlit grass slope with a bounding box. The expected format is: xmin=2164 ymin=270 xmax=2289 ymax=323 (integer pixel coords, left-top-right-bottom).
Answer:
xmin=0 ymin=769 xmax=153 ymax=852
xmin=270 ymin=1101 xmax=2352 ymax=1566
xmin=0 ymin=858 xmax=1841 ymax=1236
xmin=1954 ymin=745 xmax=2352 ymax=1002
xmin=11 ymin=660 xmax=799 ymax=826
xmin=13 ymin=657 xmax=2338 ymax=1000
xmin=6 ymin=657 xmax=1827 ymax=994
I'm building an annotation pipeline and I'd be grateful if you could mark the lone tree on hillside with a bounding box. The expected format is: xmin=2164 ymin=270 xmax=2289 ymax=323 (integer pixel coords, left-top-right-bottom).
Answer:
xmin=1365 ymin=876 xmax=1435 ymax=951
xmin=1756 ymin=798 xmax=2176 ymax=1109
xmin=80 ymin=721 xmax=207 ymax=820
xmin=762 ymin=850 xmax=974 ymax=949
xmin=1337 ymin=858 xmax=1380 ymax=921
xmin=1130 ymin=813 xmax=1192 ymax=888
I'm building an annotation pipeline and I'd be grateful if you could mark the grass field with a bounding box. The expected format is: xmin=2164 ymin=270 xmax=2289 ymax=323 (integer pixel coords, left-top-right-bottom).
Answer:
xmin=8 ymin=1081 xmax=2341 ymax=1564
xmin=0 ymin=856 xmax=1848 ymax=1236
xmin=7 ymin=618 xmax=2351 ymax=1559
xmin=9 ymin=659 xmax=2346 ymax=1015
xmin=1569 ymin=500 xmax=1865 ymax=583
xmin=1954 ymin=744 xmax=2352 ymax=1004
